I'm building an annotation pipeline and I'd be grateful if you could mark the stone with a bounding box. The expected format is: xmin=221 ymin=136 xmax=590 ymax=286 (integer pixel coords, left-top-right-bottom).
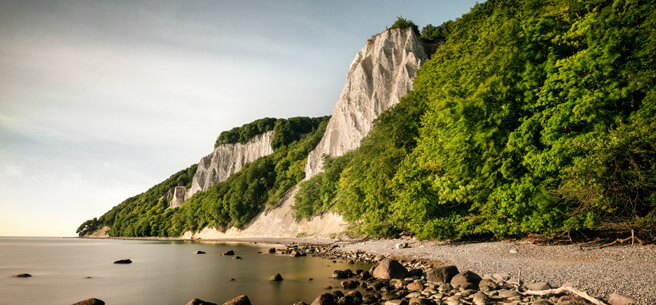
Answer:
xmin=525 ymin=281 xmax=551 ymax=291
xmin=396 ymin=243 xmax=409 ymax=249
xmin=291 ymin=250 xmax=305 ymax=257
xmin=407 ymin=281 xmax=424 ymax=291
xmin=294 ymin=303 xmax=309 ymax=305
xmin=304 ymin=27 xmax=430 ymax=177
xmin=220 ymin=250 xmax=235 ymax=256
xmin=113 ymin=259 xmax=132 ymax=264
xmin=608 ymin=293 xmax=639 ymax=305
xmin=373 ymin=259 xmax=409 ymax=279
xmin=450 ymin=271 xmax=482 ymax=290
xmin=341 ymin=280 xmax=359 ymax=289
xmin=478 ymin=279 xmax=497 ymax=292
xmin=186 ymin=298 xmax=217 ymax=305
xmin=509 ymin=249 xmax=518 ymax=254
xmin=531 ymin=299 xmax=551 ymax=305
xmin=194 ymin=250 xmax=206 ymax=254
xmin=221 ymin=295 xmax=251 ymax=305
xmin=11 ymin=273 xmax=31 ymax=278
xmin=409 ymin=298 xmax=436 ymax=305
xmin=232 ymin=256 xmax=242 ymax=260
xmin=556 ymin=295 xmax=588 ymax=305
xmin=268 ymin=248 xmax=276 ymax=254
xmin=384 ymin=300 xmax=408 ymax=305
xmin=268 ymin=273 xmax=283 ymax=281
xmin=72 ymin=298 xmax=105 ymax=305
xmin=471 ymin=292 xmax=489 ymax=305
xmin=492 ymin=272 xmax=510 ymax=281
xmin=312 ymin=293 xmax=337 ymax=305
xmin=390 ymin=279 xmax=404 ymax=288
xmin=332 ymin=269 xmax=354 ymax=279
xmin=498 ymin=289 xmax=520 ymax=298
xmin=359 ymin=270 xmax=372 ymax=280
xmin=426 ymin=265 xmax=459 ymax=284
xmin=445 ymin=296 xmax=463 ymax=305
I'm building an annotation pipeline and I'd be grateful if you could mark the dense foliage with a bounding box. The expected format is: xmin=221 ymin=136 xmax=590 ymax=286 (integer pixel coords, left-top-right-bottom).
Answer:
xmin=80 ymin=116 xmax=328 ymax=237
xmin=295 ymin=0 xmax=656 ymax=239
xmin=390 ymin=16 xmax=419 ymax=35
xmin=215 ymin=118 xmax=277 ymax=147
xmin=215 ymin=117 xmax=328 ymax=149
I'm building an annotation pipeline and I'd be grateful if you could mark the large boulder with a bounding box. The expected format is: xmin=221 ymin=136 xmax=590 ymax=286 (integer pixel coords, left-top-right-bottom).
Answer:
xmin=372 ymin=259 xmax=408 ymax=279
xmin=311 ymin=293 xmax=337 ymax=305
xmin=222 ymin=295 xmax=251 ymax=305
xmin=450 ymin=271 xmax=482 ymax=290
xmin=73 ymin=298 xmax=105 ymax=305
xmin=425 ymin=265 xmax=459 ymax=284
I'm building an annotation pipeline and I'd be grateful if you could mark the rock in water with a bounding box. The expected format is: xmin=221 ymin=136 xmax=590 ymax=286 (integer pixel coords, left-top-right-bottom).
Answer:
xmin=372 ymin=259 xmax=408 ymax=279
xmin=268 ymin=248 xmax=276 ymax=254
xmin=426 ymin=265 xmax=459 ymax=284
xmin=194 ymin=250 xmax=206 ymax=254
xmin=72 ymin=298 xmax=105 ymax=305
xmin=220 ymin=250 xmax=235 ymax=256
xmin=186 ymin=298 xmax=217 ymax=305
xmin=11 ymin=273 xmax=31 ymax=278
xmin=450 ymin=271 xmax=482 ymax=290
xmin=608 ymin=293 xmax=639 ymax=305
xmin=113 ymin=259 xmax=132 ymax=264
xmin=311 ymin=293 xmax=337 ymax=305
xmin=304 ymin=27 xmax=430 ymax=178
xmin=269 ymin=273 xmax=283 ymax=281
xmin=221 ymin=295 xmax=251 ymax=305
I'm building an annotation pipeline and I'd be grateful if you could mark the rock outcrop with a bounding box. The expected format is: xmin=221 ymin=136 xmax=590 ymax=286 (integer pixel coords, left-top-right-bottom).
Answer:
xmin=165 ymin=131 xmax=275 ymax=208
xmin=304 ymin=27 xmax=430 ymax=177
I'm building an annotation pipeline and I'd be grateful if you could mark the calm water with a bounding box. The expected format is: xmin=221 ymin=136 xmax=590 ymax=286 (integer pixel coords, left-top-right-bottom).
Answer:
xmin=0 ymin=237 xmax=371 ymax=305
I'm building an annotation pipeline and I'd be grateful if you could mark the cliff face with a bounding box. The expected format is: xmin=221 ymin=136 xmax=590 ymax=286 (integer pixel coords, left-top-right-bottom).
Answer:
xmin=305 ymin=27 xmax=429 ymax=177
xmin=166 ymin=131 xmax=274 ymax=208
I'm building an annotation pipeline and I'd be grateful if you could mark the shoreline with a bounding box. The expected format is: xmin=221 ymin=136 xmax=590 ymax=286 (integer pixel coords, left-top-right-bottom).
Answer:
xmin=80 ymin=236 xmax=654 ymax=303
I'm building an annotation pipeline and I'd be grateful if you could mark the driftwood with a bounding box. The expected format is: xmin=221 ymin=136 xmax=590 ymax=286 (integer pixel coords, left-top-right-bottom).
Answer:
xmin=523 ymin=286 xmax=608 ymax=305
xmin=599 ymin=229 xmax=644 ymax=248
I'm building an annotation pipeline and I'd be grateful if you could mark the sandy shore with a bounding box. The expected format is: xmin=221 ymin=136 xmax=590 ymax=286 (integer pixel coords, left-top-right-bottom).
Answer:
xmin=83 ymin=236 xmax=655 ymax=303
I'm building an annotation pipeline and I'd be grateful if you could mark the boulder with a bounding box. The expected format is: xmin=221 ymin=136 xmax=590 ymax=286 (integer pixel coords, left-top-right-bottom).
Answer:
xmin=268 ymin=248 xmax=276 ymax=254
xmin=113 ymin=259 xmax=132 ymax=264
xmin=220 ymin=250 xmax=235 ymax=256
xmin=608 ymin=293 xmax=639 ymax=305
xmin=409 ymin=298 xmax=436 ymax=305
xmin=222 ymin=295 xmax=251 ymax=305
xmin=340 ymin=280 xmax=359 ymax=289
xmin=232 ymin=256 xmax=242 ymax=260
xmin=311 ymin=293 xmax=336 ymax=305
xmin=372 ymin=259 xmax=408 ymax=279
xmin=426 ymin=265 xmax=459 ymax=284
xmin=73 ymin=298 xmax=105 ymax=305
xmin=478 ymin=278 xmax=497 ymax=292
xmin=11 ymin=273 xmax=31 ymax=278
xmin=194 ymin=250 xmax=206 ymax=254
xmin=450 ymin=271 xmax=482 ymax=290
xmin=471 ymin=292 xmax=489 ymax=305
xmin=406 ymin=281 xmax=423 ymax=291
xmin=332 ymin=269 xmax=354 ymax=279
xmin=525 ymin=281 xmax=551 ymax=291
xmin=291 ymin=250 xmax=305 ymax=257
xmin=269 ymin=273 xmax=283 ymax=281
xmin=186 ymin=298 xmax=217 ymax=305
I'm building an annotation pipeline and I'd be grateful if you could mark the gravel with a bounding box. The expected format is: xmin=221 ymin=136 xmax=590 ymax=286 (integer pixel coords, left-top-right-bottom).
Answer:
xmin=339 ymin=239 xmax=656 ymax=304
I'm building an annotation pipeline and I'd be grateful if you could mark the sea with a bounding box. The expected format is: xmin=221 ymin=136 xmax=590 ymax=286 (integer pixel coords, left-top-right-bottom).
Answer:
xmin=0 ymin=237 xmax=371 ymax=305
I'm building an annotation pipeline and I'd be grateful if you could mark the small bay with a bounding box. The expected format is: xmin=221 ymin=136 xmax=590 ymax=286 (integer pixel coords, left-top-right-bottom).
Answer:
xmin=0 ymin=237 xmax=371 ymax=305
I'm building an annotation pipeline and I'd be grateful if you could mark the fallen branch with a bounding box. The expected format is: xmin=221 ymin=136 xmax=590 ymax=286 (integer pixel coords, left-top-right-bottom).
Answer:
xmin=599 ymin=229 xmax=644 ymax=248
xmin=523 ymin=286 xmax=607 ymax=305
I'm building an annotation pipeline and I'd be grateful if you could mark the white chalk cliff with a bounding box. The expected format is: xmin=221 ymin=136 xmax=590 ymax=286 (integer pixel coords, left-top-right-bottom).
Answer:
xmin=305 ymin=27 xmax=429 ymax=177
xmin=167 ymin=131 xmax=274 ymax=208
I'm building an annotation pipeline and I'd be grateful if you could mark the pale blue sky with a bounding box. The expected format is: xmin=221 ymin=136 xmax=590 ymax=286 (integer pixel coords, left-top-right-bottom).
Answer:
xmin=0 ymin=0 xmax=479 ymax=236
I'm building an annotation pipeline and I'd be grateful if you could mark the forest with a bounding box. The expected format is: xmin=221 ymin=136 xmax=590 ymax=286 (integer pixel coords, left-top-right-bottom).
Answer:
xmin=293 ymin=0 xmax=656 ymax=240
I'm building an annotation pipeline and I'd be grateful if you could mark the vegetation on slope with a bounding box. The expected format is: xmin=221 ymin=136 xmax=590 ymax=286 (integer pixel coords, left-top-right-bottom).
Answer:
xmin=215 ymin=116 xmax=327 ymax=149
xmin=79 ymin=116 xmax=329 ymax=237
xmin=294 ymin=0 xmax=656 ymax=240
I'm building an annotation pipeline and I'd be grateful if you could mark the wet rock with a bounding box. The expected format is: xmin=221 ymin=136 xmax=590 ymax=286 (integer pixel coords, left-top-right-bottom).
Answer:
xmin=185 ymin=298 xmax=217 ymax=305
xmin=268 ymin=273 xmax=283 ymax=281
xmin=332 ymin=269 xmax=354 ymax=279
xmin=373 ymin=259 xmax=409 ymax=279
xmin=113 ymin=259 xmax=132 ymax=264
xmin=194 ymin=250 xmax=206 ymax=254
xmin=11 ymin=273 xmax=31 ymax=278
xmin=450 ymin=271 xmax=481 ymax=290
xmin=72 ymin=298 xmax=105 ymax=305
xmin=220 ymin=250 xmax=235 ymax=256
xmin=268 ymin=248 xmax=276 ymax=254
xmin=359 ymin=270 xmax=372 ymax=280
xmin=426 ymin=265 xmax=459 ymax=284
xmin=608 ymin=293 xmax=639 ymax=305
xmin=341 ymin=279 xmax=359 ymax=289
xmin=232 ymin=256 xmax=242 ymax=260
xmin=525 ymin=281 xmax=551 ymax=291
xmin=291 ymin=250 xmax=306 ymax=257
xmin=221 ymin=295 xmax=251 ymax=305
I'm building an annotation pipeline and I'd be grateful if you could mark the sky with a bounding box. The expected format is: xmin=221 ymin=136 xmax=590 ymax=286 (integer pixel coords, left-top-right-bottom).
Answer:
xmin=0 ymin=0 xmax=479 ymax=236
